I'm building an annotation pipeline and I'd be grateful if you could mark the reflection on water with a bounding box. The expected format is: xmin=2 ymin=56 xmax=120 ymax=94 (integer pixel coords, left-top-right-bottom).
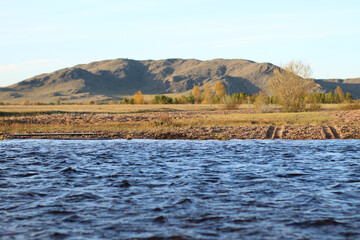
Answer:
xmin=1 ymin=139 xmax=360 ymax=239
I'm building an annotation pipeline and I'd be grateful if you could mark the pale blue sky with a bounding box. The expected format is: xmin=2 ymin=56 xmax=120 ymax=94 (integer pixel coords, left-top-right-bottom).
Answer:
xmin=1 ymin=0 xmax=359 ymax=86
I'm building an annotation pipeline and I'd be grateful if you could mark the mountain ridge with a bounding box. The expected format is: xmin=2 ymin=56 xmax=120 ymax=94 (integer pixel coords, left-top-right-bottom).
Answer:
xmin=1 ymin=58 xmax=359 ymax=102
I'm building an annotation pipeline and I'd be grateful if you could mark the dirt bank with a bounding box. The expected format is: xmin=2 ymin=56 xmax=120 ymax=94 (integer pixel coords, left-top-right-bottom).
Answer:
xmin=1 ymin=110 xmax=360 ymax=140
xmin=2 ymin=125 xmax=360 ymax=140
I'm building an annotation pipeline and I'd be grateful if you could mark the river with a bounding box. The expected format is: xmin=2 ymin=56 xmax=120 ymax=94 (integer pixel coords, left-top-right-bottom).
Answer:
xmin=1 ymin=139 xmax=360 ymax=239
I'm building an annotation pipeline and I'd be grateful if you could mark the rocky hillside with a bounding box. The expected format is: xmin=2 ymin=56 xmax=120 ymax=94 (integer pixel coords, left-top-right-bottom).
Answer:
xmin=314 ymin=78 xmax=360 ymax=98
xmin=0 ymin=58 xmax=359 ymax=102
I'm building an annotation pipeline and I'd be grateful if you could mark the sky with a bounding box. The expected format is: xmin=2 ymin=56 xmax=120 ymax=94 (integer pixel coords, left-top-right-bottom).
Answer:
xmin=1 ymin=0 xmax=360 ymax=86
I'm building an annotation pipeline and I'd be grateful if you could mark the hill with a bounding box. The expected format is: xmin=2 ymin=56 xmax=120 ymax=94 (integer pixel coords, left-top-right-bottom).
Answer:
xmin=0 ymin=58 xmax=359 ymax=103
xmin=314 ymin=78 xmax=360 ymax=98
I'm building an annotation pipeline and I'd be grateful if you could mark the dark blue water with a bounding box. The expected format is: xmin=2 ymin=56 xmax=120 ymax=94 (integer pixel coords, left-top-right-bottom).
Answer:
xmin=1 ymin=139 xmax=360 ymax=239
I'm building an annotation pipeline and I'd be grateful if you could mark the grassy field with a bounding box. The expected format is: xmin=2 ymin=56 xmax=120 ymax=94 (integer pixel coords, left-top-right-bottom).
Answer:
xmin=0 ymin=103 xmax=353 ymax=134
xmin=0 ymin=104 xmax=222 ymax=113
xmin=183 ymin=112 xmax=333 ymax=126
xmin=0 ymin=103 xmax=346 ymax=113
xmin=1 ymin=103 xmax=359 ymax=139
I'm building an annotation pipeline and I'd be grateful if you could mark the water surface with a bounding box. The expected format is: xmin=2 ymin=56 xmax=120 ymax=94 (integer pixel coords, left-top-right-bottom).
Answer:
xmin=1 ymin=139 xmax=360 ymax=239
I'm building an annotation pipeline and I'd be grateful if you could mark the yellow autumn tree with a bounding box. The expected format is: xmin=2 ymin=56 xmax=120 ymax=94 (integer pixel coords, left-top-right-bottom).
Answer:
xmin=214 ymin=81 xmax=226 ymax=99
xmin=134 ymin=90 xmax=145 ymax=104
xmin=192 ymin=86 xmax=202 ymax=103
xmin=334 ymin=86 xmax=345 ymax=103
xmin=203 ymin=84 xmax=213 ymax=104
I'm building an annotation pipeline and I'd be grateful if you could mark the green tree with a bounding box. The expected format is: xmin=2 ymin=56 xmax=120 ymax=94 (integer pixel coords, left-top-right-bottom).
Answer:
xmin=187 ymin=94 xmax=195 ymax=104
xmin=153 ymin=95 xmax=173 ymax=104
xmin=122 ymin=98 xmax=130 ymax=104
xmin=325 ymin=92 xmax=334 ymax=103
xmin=345 ymin=92 xmax=353 ymax=102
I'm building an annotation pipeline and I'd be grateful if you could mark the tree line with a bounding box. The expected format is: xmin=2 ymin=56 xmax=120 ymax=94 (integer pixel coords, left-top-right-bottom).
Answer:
xmin=268 ymin=61 xmax=355 ymax=111
xmin=120 ymin=82 xmax=256 ymax=105
xmin=119 ymin=79 xmax=352 ymax=109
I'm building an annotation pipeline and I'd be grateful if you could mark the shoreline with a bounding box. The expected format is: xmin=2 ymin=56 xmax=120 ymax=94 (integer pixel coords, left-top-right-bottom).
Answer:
xmin=1 ymin=107 xmax=360 ymax=140
xmin=2 ymin=125 xmax=360 ymax=140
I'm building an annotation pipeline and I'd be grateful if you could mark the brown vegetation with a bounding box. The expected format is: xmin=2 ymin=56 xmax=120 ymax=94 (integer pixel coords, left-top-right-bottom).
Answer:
xmin=203 ymin=84 xmax=213 ymax=104
xmin=254 ymin=90 xmax=271 ymax=113
xmin=192 ymin=86 xmax=202 ymax=103
xmin=269 ymin=60 xmax=317 ymax=112
xmin=214 ymin=82 xmax=226 ymax=99
xmin=134 ymin=90 xmax=145 ymax=104
xmin=1 ymin=104 xmax=360 ymax=140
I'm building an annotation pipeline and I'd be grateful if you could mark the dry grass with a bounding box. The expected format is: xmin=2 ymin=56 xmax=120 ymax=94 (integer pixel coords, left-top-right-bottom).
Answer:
xmin=168 ymin=112 xmax=332 ymax=127
xmin=2 ymin=103 xmax=360 ymax=140
xmin=3 ymin=103 xmax=359 ymax=136
xmin=0 ymin=103 xmax=344 ymax=114
xmin=338 ymin=102 xmax=360 ymax=110
xmin=0 ymin=104 xmax=221 ymax=113
xmin=0 ymin=108 xmax=336 ymax=134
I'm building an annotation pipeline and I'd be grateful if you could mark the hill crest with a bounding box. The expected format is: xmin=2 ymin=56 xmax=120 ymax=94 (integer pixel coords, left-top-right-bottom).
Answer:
xmin=1 ymin=58 xmax=359 ymax=102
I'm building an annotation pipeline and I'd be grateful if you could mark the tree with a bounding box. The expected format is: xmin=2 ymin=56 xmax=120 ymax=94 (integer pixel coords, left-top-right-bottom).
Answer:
xmin=152 ymin=95 xmax=173 ymax=104
xmin=192 ymin=86 xmax=202 ymax=103
xmin=345 ymin=92 xmax=353 ymax=102
xmin=122 ymin=98 xmax=130 ymax=104
xmin=203 ymin=84 xmax=213 ymax=104
xmin=214 ymin=81 xmax=226 ymax=99
xmin=187 ymin=93 xmax=195 ymax=104
xmin=269 ymin=60 xmax=317 ymax=112
xmin=325 ymin=92 xmax=334 ymax=103
xmin=334 ymin=86 xmax=345 ymax=103
xmin=221 ymin=95 xmax=239 ymax=110
xmin=254 ymin=90 xmax=270 ymax=113
xmin=134 ymin=90 xmax=144 ymax=104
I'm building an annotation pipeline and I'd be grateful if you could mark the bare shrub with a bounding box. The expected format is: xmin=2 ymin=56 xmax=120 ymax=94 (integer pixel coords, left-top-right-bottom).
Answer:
xmin=269 ymin=60 xmax=317 ymax=112
xmin=254 ymin=90 xmax=273 ymax=113
xmin=221 ymin=95 xmax=239 ymax=110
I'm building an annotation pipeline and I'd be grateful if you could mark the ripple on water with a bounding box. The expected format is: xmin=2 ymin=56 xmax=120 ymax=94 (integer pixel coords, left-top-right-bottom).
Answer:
xmin=0 ymin=139 xmax=360 ymax=239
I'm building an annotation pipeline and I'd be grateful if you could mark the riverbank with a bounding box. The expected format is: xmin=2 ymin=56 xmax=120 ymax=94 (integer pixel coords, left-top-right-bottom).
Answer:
xmin=1 ymin=105 xmax=360 ymax=140
xmin=2 ymin=125 xmax=360 ymax=140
